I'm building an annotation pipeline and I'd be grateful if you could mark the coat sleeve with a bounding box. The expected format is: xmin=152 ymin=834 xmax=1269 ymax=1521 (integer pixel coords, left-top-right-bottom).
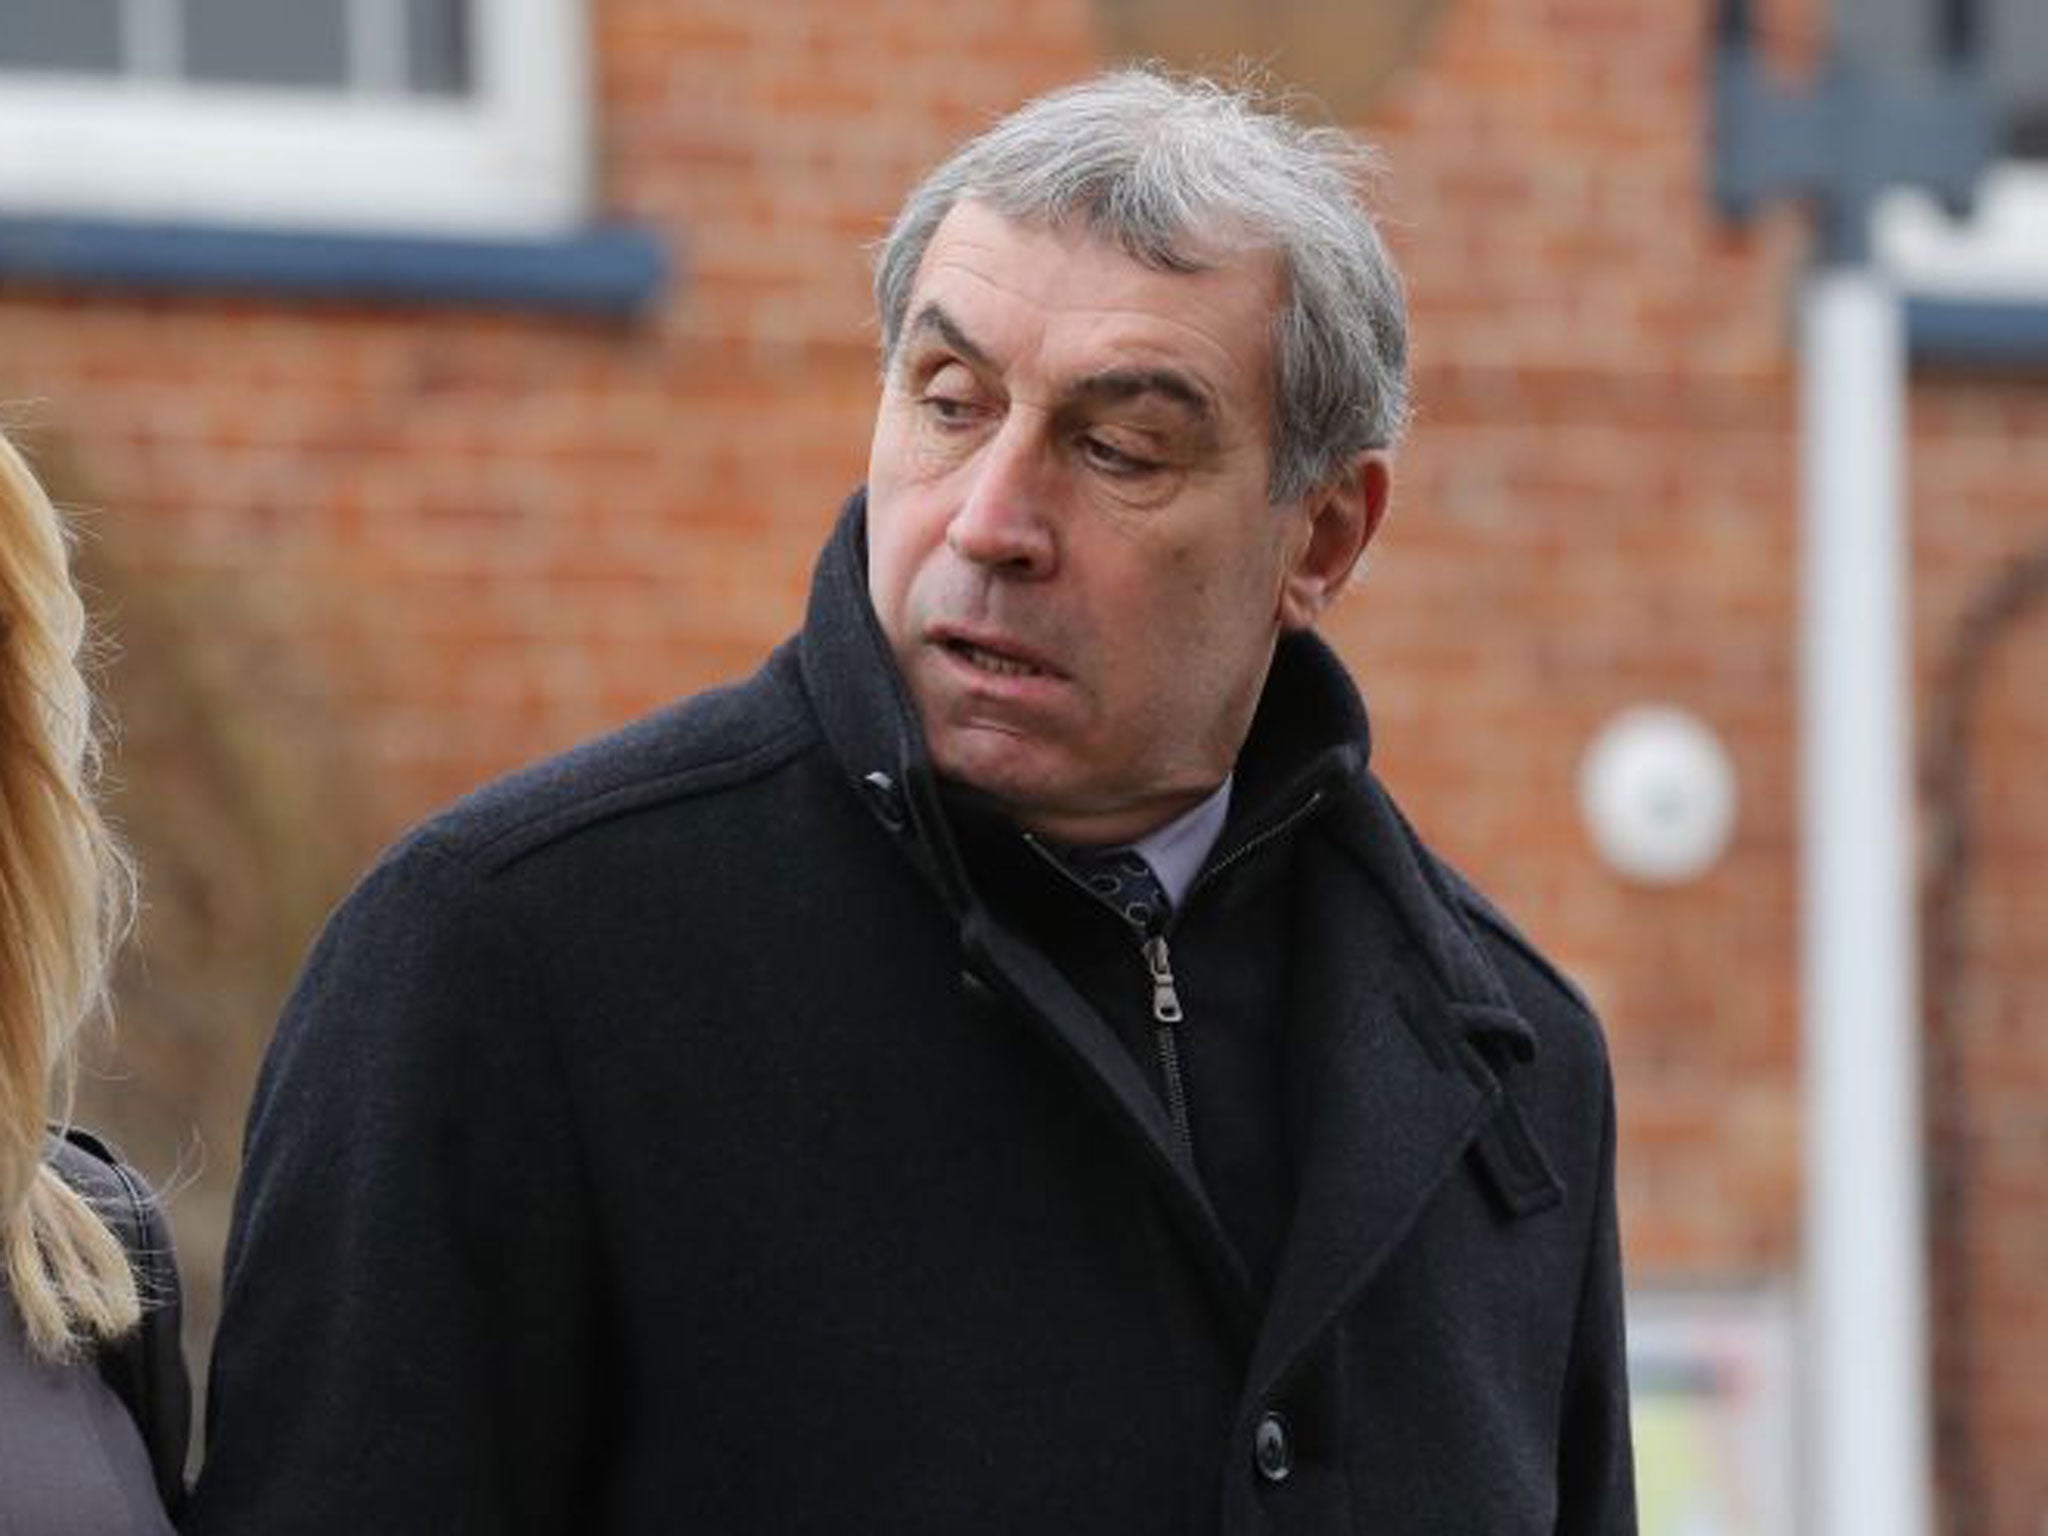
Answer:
xmin=1553 ymin=1068 xmax=1638 ymax=1534
xmin=182 ymin=836 xmax=601 ymax=1536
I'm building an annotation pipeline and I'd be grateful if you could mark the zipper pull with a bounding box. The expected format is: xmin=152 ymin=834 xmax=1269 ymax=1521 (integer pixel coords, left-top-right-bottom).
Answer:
xmin=1142 ymin=935 xmax=1184 ymax=1024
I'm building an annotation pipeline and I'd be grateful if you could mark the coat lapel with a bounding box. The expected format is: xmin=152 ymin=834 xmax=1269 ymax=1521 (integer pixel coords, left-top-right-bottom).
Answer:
xmin=1241 ymin=826 xmax=1506 ymax=1403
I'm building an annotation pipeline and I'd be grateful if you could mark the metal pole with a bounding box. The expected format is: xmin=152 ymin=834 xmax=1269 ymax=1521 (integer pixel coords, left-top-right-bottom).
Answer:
xmin=1798 ymin=265 xmax=1932 ymax=1536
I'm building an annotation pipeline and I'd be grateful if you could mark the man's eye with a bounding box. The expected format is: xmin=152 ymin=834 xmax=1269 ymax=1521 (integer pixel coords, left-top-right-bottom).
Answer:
xmin=920 ymin=393 xmax=982 ymax=427
xmin=1078 ymin=434 xmax=1158 ymax=477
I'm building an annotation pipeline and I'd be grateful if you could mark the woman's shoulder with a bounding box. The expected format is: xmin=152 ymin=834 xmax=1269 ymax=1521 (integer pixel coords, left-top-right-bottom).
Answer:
xmin=44 ymin=1128 xmax=171 ymax=1254
xmin=41 ymin=1127 xmax=191 ymax=1516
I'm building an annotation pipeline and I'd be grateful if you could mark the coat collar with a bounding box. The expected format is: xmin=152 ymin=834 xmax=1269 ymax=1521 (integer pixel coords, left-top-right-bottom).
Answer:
xmin=799 ymin=488 xmax=1382 ymax=900
xmin=797 ymin=490 xmax=1530 ymax=1030
xmin=798 ymin=490 xmax=975 ymax=911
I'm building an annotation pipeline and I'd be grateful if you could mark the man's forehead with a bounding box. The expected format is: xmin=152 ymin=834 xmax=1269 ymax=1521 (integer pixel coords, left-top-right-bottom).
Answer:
xmin=902 ymin=201 xmax=1282 ymax=398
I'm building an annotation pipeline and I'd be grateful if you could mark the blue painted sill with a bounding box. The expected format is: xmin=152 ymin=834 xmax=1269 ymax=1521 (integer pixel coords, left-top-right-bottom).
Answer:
xmin=1907 ymin=295 xmax=2048 ymax=369
xmin=0 ymin=214 xmax=669 ymax=319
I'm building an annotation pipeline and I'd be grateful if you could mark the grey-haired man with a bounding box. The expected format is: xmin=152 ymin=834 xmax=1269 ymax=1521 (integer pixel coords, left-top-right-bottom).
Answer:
xmin=191 ymin=71 xmax=1635 ymax=1535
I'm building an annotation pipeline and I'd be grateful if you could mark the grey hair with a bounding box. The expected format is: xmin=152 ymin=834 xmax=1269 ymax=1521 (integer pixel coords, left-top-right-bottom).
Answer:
xmin=873 ymin=68 xmax=1409 ymax=504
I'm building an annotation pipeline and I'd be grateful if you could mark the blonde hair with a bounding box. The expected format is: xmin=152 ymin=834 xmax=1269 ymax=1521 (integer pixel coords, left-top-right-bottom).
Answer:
xmin=0 ymin=425 xmax=139 ymax=1357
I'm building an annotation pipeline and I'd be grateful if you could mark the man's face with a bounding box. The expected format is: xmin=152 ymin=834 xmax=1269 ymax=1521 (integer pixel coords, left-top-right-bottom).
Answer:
xmin=866 ymin=201 xmax=1376 ymax=845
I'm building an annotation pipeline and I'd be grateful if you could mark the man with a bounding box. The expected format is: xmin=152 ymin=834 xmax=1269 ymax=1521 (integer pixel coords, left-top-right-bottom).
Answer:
xmin=188 ymin=71 xmax=1635 ymax=1534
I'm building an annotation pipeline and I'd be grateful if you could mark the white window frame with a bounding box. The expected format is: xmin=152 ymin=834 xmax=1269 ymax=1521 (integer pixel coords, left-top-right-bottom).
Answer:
xmin=1875 ymin=162 xmax=2048 ymax=303
xmin=0 ymin=0 xmax=590 ymax=238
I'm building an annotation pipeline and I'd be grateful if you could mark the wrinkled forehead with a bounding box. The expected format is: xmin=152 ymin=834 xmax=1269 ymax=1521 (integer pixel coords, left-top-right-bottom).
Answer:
xmin=906 ymin=200 xmax=1286 ymax=365
xmin=892 ymin=202 xmax=1287 ymax=458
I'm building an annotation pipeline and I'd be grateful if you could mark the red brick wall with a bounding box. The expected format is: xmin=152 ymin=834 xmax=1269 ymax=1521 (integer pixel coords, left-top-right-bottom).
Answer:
xmin=1918 ymin=381 xmax=2048 ymax=1535
xmin=4 ymin=0 xmax=2043 ymax=1525
xmin=1357 ymin=0 xmax=1811 ymax=1286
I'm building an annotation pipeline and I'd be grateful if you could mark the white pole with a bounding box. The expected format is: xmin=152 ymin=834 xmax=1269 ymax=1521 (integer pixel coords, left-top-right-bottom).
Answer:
xmin=1798 ymin=267 xmax=1932 ymax=1536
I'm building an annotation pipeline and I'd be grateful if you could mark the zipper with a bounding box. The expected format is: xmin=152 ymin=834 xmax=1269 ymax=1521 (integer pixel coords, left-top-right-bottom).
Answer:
xmin=1021 ymin=834 xmax=1203 ymax=1167
xmin=1019 ymin=787 xmax=1327 ymax=1173
xmin=1143 ymin=934 xmax=1196 ymax=1165
xmin=1181 ymin=788 xmax=1326 ymax=908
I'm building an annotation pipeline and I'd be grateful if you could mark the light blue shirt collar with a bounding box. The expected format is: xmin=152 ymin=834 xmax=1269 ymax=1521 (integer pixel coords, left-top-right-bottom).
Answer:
xmin=1131 ymin=776 xmax=1233 ymax=910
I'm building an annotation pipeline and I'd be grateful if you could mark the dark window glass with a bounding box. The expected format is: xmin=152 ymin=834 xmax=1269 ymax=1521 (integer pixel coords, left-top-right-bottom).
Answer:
xmin=1847 ymin=0 xmax=2048 ymax=162
xmin=1987 ymin=0 xmax=2048 ymax=159
xmin=183 ymin=0 xmax=347 ymax=88
xmin=0 ymin=0 xmax=121 ymax=72
xmin=406 ymin=0 xmax=470 ymax=95
xmin=1841 ymin=0 xmax=1929 ymax=66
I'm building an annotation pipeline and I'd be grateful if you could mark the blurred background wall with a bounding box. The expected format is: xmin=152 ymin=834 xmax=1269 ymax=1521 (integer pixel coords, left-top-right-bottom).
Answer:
xmin=0 ymin=0 xmax=2042 ymax=1529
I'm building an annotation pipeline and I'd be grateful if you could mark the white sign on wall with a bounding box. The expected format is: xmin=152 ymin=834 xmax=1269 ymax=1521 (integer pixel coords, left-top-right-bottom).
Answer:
xmin=1629 ymin=1287 xmax=1798 ymax=1536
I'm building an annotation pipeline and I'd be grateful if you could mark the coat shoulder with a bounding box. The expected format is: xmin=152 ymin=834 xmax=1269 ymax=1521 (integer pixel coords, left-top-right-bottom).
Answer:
xmin=1431 ymin=856 xmax=1602 ymax=1039
xmin=406 ymin=643 xmax=817 ymax=878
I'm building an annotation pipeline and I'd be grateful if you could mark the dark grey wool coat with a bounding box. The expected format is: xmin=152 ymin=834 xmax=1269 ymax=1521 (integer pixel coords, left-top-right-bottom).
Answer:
xmin=186 ymin=494 xmax=1635 ymax=1535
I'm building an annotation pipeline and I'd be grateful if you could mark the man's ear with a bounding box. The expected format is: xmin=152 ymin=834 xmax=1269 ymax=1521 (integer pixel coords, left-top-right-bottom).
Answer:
xmin=1277 ymin=450 xmax=1392 ymax=630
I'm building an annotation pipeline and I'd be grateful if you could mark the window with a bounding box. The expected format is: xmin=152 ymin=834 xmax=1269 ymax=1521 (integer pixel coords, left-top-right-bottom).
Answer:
xmin=0 ymin=0 xmax=589 ymax=237
xmin=1860 ymin=0 xmax=2048 ymax=302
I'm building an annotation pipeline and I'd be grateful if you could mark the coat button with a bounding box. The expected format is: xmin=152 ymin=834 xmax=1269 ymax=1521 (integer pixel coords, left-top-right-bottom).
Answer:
xmin=1253 ymin=1412 xmax=1292 ymax=1483
xmin=861 ymin=770 xmax=907 ymax=832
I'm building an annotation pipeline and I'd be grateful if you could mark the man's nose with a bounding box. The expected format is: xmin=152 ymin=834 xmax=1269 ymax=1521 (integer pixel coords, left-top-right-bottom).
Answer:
xmin=945 ymin=421 xmax=1057 ymax=577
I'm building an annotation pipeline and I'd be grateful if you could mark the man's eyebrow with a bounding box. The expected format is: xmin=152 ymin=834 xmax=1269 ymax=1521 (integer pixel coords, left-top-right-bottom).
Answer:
xmin=902 ymin=303 xmax=993 ymax=371
xmin=903 ymin=303 xmax=1220 ymax=441
xmin=1065 ymin=368 xmax=1217 ymax=427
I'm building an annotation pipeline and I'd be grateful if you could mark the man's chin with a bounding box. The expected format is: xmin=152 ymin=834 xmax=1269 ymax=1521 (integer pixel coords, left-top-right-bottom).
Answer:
xmin=928 ymin=729 xmax=1062 ymax=812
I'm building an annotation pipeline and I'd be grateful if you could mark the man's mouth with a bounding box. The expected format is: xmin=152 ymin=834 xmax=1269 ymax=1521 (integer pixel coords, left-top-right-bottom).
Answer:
xmin=941 ymin=637 xmax=1054 ymax=679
